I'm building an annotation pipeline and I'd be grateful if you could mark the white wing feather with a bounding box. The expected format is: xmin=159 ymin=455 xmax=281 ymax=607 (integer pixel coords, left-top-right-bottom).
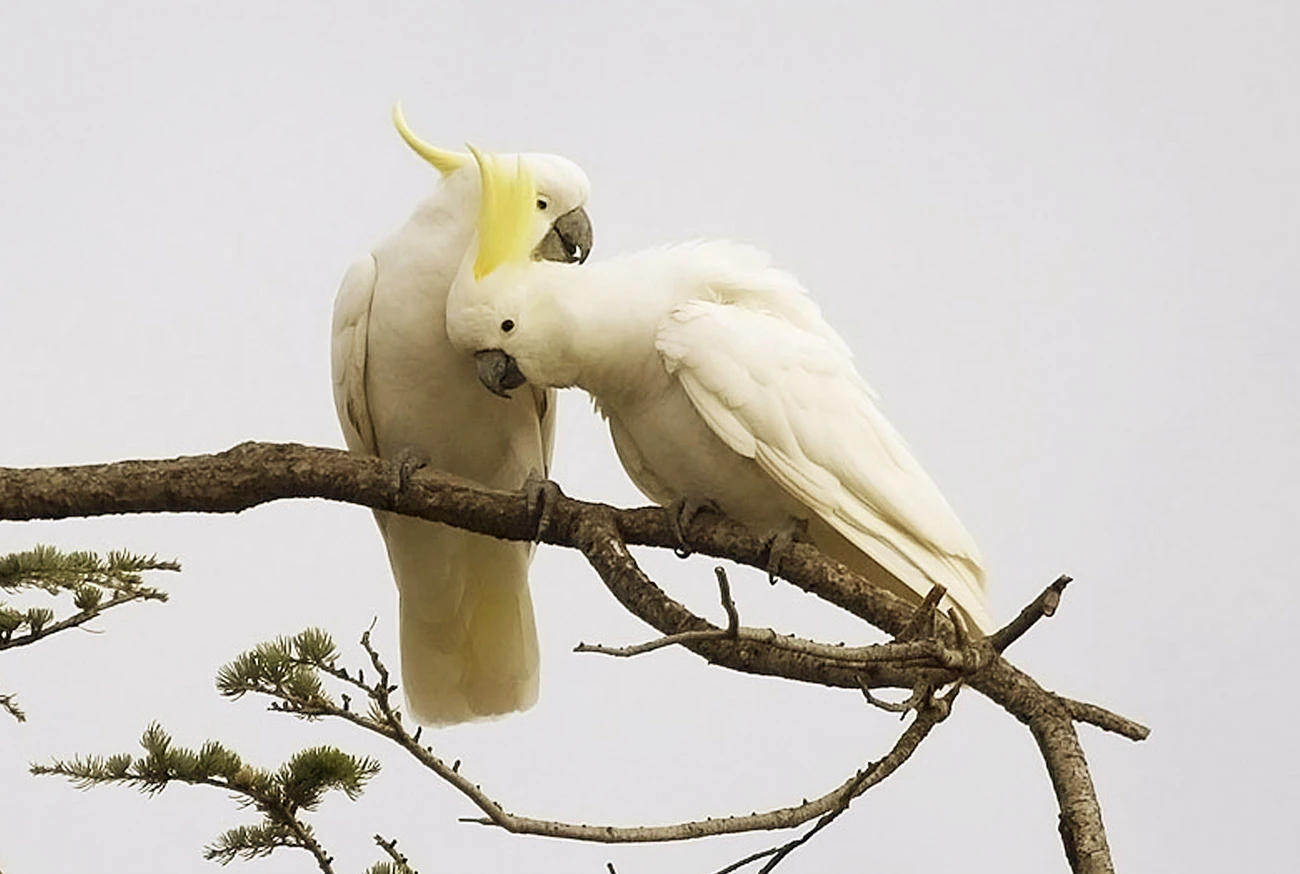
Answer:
xmin=656 ymin=297 xmax=990 ymax=631
xmin=330 ymin=254 xmax=379 ymax=456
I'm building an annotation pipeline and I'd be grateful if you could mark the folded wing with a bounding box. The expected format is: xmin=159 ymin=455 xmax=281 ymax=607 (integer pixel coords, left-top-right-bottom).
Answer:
xmin=330 ymin=254 xmax=380 ymax=456
xmin=656 ymin=298 xmax=990 ymax=632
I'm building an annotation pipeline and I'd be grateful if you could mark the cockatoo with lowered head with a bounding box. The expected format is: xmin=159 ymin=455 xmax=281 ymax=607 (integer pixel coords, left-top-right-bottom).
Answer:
xmin=444 ymin=148 xmax=992 ymax=634
xmin=330 ymin=108 xmax=593 ymax=724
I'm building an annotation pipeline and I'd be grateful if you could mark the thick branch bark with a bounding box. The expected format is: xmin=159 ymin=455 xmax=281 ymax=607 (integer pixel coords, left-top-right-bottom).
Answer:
xmin=0 ymin=442 xmax=1145 ymax=873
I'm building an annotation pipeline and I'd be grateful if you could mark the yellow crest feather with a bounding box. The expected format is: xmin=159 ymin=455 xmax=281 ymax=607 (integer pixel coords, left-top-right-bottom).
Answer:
xmin=470 ymin=144 xmax=537 ymax=280
xmin=392 ymin=102 xmax=468 ymax=176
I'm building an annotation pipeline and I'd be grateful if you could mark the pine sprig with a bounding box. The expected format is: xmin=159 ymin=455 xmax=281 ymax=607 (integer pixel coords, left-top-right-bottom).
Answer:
xmin=33 ymin=722 xmax=380 ymax=873
xmin=216 ymin=628 xmax=340 ymax=712
xmin=35 ymin=628 xmax=419 ymax=871
xmin=206 ymin=822 xmax=301 ymax=864
xmin=0 ymin=544 xmax=178 ymax=594
xmin=1 ymin=545 xmax=177 ymax=720
xmin=1 ymin=690 xmax=25 ymax=721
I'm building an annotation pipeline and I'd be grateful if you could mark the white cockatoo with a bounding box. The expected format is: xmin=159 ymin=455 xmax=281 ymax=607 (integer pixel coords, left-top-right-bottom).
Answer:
xmin=443 ymin=149 xmax=992 ymax=634
xmin=330 ymin=108 xmax=593 ymax=724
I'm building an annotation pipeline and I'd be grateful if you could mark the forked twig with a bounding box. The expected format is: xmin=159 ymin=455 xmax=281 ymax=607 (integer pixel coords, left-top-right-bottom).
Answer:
xmin=255 ymin=630 xmax=953 ymax=847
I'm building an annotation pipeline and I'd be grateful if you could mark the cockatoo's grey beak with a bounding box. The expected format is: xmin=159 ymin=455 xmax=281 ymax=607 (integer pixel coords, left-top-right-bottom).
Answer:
xmin=532 ymin=206 xmax=592 ymax=265
xmin=474 ymin=349 xmax=527 ymax=398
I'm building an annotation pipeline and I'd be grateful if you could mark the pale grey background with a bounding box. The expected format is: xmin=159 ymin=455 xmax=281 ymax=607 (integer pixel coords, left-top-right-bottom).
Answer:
xmin=1 ymin=2 xmax=1296 ymax=872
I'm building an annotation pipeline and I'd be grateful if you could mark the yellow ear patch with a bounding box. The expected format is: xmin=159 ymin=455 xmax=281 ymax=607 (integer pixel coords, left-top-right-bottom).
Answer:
xmin=470 ymin=145 xmax=538 ymax=280
xmin=392 ymin=103 xmax=468 ymax=176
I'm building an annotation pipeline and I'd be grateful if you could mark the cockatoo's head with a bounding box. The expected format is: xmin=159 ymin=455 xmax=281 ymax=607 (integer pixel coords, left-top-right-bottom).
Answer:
xmin=444 ymin=145 xmax=585 ymax=397
xmin=393 ymin=104 xmax=592 ymax=265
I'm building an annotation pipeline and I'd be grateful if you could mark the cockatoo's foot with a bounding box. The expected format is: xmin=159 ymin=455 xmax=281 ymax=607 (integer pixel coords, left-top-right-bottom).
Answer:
xmin=393 ymin=447 xmax=430 ymax=495
xmin=524 ymin=469 xmax=565 ymax=542
xmin=763 ymin=516 xmax=810 ymax=584
xmin=666 ymin=497 xmax=720 ymax=558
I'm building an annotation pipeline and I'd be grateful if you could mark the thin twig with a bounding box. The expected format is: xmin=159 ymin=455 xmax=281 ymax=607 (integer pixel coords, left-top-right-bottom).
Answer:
xmin=263 ymin=631 xmax=949 ymax=846
xmin=0 ymin=590 xmax=162 ymax=651
xmin=373 ymin=834 xmax=415 ymax=872
xmin=717 ymin=685 xmax=961 ymax=874
xmin=716 ymin=566 xmax=740 ymax=636
xmin=576 ymin=624 xmax=973 ymax=670
xmin=986 ymin=575 xmax=1072 ymax=653
xmin=857 ymin=676 xmax=932 ymax=716
xmin=711 ymin=845 xmax=782 ymax=874
xmin=1058 ymin=696 xmax=1150 ymax=742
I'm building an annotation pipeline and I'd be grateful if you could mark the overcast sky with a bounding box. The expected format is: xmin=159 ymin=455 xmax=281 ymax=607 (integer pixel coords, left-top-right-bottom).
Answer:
xmin=2 ymin=2 xmax=1296 ymax=872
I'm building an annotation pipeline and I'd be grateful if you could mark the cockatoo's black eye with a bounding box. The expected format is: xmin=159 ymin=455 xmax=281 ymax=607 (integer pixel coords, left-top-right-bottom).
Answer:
xmin=501 ymin=319 xmax=515 ymax=333
xmin=536 ymin=198 xmax=549 ymax=211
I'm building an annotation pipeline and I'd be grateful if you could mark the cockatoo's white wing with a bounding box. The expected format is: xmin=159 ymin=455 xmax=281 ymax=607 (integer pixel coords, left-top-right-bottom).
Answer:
xmin=330 ymin=254 xmax=380 ymax=456
xmin=656 ymin=299 xmax=990 ymax=632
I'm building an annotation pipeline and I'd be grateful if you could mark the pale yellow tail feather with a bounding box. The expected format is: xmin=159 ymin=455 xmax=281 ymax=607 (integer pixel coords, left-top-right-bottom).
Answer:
xmin=380 ymin=513 xmax=540 ymax=725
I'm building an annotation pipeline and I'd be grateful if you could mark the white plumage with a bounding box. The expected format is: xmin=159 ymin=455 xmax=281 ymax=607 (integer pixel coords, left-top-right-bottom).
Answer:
xmin=448 ymin=236 xmax=992 ymax=634
xmin=331 ymin=120 xmax=591 ymax=724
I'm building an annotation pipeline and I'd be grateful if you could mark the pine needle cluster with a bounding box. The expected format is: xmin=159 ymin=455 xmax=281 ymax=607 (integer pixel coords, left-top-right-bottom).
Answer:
xmin=33 ymin=627 xmax=422 ymax=873
xmin=33 ymin=721 xmax=380 ymax=870
xmin=0 ymin=544 xmax=176 ymax=720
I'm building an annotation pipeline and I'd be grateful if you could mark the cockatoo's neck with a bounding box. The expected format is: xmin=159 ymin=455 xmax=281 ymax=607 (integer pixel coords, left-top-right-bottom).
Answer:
xmin=531 ymin=254 xmax=687 ymax=405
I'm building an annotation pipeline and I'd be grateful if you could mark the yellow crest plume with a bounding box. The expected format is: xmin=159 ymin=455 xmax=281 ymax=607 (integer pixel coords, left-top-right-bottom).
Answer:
xmin=391 ymin=102 xmax=468 ymax=176
xmin=469 ymin=144 xmax=537 ymax=280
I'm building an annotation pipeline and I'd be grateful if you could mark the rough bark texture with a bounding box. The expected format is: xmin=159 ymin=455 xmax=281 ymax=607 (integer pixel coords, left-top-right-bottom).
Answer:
xmin=0 ymin=441 xmax=1145 ymax=873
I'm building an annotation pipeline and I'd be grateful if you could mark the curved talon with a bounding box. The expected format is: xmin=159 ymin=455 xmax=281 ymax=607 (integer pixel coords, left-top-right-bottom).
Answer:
xmin=524 ymin=470 xmax=563 ymax=542
xmin=763 ymin=517 xmax=809 ymax=584
xmin=393 ymin=448 xmax=430 ymax=495
xmin=666 ymin=497 xmax=718 ymax=558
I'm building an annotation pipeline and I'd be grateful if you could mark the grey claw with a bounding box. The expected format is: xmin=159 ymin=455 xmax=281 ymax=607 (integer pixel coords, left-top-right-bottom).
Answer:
xmin=524 ymin=470 xmax=563 ymax=542
xmin=666 ymin=497 xmax=719 ymax=558
xmin=393 ymin=448 xmax=430 ymax=495
xmin=763 ymin=517 xmax=809 ymax=584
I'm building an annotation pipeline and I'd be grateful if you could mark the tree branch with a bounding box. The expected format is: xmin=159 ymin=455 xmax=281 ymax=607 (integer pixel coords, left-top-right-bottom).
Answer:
xmin=248 ymin=629 xmax=950 ymax=845
xmin=986 ymin=574 xmax=1072 ymax=653
xmin=1058 ymin=697 xmax=1150 ymax=742
xmin=0 ymin=442 xmax=1146 ymax=872
xmin=0 ymin=589 xmax=164 ymax=651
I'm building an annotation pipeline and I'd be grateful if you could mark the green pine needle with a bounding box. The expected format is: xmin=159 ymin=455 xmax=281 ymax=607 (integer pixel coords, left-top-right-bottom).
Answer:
xmin=1 ymin=546 xmax=177 ymax=717
xmin=366 ymin=863 xmax=418 ymax=874
xmin=34 ymin=721 xmax=381 ymax=869
xmin=0 ymin=691 xmax=25 ymax=722
xmin=0 ymin=544 xmax=178 ymax=594
xmin=205 ymin=822 xmax=299 ymax=864
xmin=216 ymin=629 xmax=339 ymax=710
xmin=277 ymin=746 xmax=381 ymax=810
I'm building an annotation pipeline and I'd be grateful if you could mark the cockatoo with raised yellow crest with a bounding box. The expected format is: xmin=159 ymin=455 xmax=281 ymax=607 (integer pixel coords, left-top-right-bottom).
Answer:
xmin=444 ymin=149 xmax=992 ymax=634
xmin=330 ymin=107 xmax=592 ymax=724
